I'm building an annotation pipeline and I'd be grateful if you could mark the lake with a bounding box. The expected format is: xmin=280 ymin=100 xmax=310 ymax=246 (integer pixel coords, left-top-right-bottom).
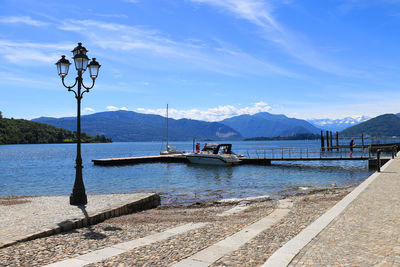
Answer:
xmin=0 ymin=140 xmax=373 ymax=204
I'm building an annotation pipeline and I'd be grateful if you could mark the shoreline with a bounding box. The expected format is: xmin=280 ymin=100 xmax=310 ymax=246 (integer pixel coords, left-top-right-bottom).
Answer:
xmin=0 ymin=183 xmax=359 ymax=207
xmin=1 ymin=186 xmax=353 ymax=266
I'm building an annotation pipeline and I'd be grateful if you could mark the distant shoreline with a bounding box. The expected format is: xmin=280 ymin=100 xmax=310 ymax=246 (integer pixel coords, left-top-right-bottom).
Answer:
xmin=244 ymin=133 xmax=320 ymax=141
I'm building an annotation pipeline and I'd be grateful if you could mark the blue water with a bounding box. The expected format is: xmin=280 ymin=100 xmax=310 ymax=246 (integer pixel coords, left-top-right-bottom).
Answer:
xmin=0 ymin=140 xmax=373 ymax=204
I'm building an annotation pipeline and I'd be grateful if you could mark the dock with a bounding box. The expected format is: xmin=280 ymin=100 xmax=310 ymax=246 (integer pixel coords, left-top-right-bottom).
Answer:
xmin=92 ymin=152 xmax=390 ymax=170
xmin=92 ymin=154 xmax=189 ymax=166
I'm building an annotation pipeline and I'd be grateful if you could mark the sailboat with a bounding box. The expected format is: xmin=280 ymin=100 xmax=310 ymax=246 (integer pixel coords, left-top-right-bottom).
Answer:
xmin=160 ymin=104 xmax=183 ymax=155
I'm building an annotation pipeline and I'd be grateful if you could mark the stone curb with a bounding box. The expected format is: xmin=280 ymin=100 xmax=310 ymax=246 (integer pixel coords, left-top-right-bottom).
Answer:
xmin=0 ymin=193 xmax=160 ymax=249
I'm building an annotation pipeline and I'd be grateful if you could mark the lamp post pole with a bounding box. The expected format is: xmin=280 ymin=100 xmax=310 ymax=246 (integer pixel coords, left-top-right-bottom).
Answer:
xmin=56 ymin=43 xmax=101 ymax=206
xmin=71 ymin=69 xmax=86 ymax=205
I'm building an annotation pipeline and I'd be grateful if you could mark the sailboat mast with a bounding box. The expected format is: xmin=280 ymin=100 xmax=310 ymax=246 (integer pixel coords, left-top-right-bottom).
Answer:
xmin=166 ymin=104 xmax=169 ymax=148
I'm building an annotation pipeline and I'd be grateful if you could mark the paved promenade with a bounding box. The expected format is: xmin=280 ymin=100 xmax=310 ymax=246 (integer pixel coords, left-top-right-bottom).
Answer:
xmin=267 ymin=155 xmax=400 ymax=266
xmin=0 ymin=193 xmax=159 ymax=248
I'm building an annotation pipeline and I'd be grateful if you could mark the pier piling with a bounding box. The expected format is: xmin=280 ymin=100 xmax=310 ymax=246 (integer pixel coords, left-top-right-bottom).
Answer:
xmin=336 ymin=132 xmax=339 ymax=151
xmin=326 ymin=131 xmax=329 ymax=151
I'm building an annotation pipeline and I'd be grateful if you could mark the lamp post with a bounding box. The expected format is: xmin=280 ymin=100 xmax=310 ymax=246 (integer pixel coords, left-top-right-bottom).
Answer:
xmin=56 ymin=42 xmax=101 ymax=205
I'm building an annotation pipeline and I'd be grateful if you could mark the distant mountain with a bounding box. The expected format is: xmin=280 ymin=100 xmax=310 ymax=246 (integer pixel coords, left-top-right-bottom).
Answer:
xmin=33 ymin=110 xmax=242 ymax=142
xmin=220 ymin=112 xmax=320 ymax=138
xmin=340 ymin=114 xmax=400 ymax=137
xmin=308 ymin=116 xmax=370 ymax=132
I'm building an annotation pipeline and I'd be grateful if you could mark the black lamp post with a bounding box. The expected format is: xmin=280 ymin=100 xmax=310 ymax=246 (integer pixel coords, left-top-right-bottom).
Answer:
xmin=56 ymin=42 xmax=101 ymax=205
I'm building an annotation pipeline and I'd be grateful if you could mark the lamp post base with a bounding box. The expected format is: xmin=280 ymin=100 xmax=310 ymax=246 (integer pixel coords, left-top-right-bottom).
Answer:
xmin=70 ymin=193 xmax=87 ymax=206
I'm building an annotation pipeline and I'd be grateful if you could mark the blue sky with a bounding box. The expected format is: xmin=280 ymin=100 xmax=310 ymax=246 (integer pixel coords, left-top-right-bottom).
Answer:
xmin=1 ymin=0 xmax=400 ymax=121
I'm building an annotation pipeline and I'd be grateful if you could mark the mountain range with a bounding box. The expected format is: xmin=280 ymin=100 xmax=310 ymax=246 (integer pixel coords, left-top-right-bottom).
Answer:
xmin=307 ymin=116 xmax=370 ymax=132
xmin=220 ymin=112 xmax=320 ymax=138
xmin=33 ymin=111 xmax=242 ymax=142
xmin=33 ymin=110 xmax=322 ymax=141
xmin=30 ymin=111 xmax=400 ymax=141
xmin=340 ymin=114 xmax=400 ymax=137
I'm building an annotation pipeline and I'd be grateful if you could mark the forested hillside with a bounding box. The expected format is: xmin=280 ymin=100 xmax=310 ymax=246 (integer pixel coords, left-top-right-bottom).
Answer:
xmin=340 ymin=114 xmax=400 ymax=137
xmin=0 ymin=112 xmax=111 ymax=145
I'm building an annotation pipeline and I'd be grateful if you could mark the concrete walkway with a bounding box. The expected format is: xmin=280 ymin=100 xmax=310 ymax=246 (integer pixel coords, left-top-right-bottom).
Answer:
xmin=265 ymin=155 xmax=400 ymax=266
xmin=0 ymin=193 xmax=160 ymax=248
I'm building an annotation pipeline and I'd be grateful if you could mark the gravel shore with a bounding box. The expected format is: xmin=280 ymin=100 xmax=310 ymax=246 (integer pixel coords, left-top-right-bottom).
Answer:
xmin=0 ymin=187 xmax=353 ymax=267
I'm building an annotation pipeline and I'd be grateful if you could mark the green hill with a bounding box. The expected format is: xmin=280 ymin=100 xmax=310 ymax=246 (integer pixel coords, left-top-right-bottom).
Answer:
xmin=0 ymin=113 xmax=111 ymax=145
xmin=340 ymin=114 xmax=400 ymax=137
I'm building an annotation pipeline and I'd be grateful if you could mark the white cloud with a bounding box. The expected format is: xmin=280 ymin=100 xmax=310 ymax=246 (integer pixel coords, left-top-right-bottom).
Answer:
xmin=106 ymin=106 xmax=128 ymax=111
xmin=135 ymin=102 xmax=271 ymax=121
xmin=83 ymin=107 xmax=95 ymax=113
xmin=0 ymin=16 xmax=47 ymax=26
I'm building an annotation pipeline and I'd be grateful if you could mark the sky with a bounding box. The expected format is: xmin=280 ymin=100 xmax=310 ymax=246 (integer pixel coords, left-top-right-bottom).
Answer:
xmin=1 ymin=0 xmax=400 ymax=121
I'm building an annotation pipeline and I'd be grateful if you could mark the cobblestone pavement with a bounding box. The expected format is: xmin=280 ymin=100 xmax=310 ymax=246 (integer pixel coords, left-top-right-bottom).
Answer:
xmin=289 ymin=157 xmax=400 ymax=266
xmin=0 ymin=189 xmax=351 ymax=267
xmin=0 ymin=193 xmax=156 ymax=247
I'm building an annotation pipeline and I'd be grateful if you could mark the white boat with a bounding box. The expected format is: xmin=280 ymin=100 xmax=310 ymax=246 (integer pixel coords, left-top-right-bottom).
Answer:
xmin=160 ymin=104 xmax=183 ymax=155
xmin=186 ymin=143 xmax=241 ymax=166
xmin=160 ymin=144 xmax=183 ymax=155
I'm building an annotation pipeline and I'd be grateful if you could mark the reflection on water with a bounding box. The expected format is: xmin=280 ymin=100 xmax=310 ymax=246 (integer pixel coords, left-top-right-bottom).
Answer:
xmin=0 ymin=141 xmax=373 ymax=204
xmin=187 ymin=164 xmax=234 ymax=182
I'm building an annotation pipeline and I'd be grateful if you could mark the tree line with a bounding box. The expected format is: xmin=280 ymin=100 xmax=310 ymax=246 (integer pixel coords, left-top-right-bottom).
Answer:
xmin=0 ymin=112 xmax=112 ymax=145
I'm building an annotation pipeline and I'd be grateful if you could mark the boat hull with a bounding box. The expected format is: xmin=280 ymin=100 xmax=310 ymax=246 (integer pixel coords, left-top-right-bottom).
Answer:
xmin=186 ymin=154 xmax=240 ymax=166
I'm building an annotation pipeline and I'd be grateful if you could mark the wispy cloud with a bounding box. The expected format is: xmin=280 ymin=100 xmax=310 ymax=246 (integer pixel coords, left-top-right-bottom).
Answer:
xmin=0 ymin=71 xmax=58 ymax=89
xmin=135 ymin=102 xmax=272 ymax=121
xmin=191 ymin=0 xmax=280 ymax=31
xmin=57 ymin=19 xmax=299 ymax=78
xmin=190 ymin=0 xmax=359 ymax=76
xmin=0 ymin=16 xmax=47 ymax=26
xmin=0 ymin=40 xmax=73 ymax=64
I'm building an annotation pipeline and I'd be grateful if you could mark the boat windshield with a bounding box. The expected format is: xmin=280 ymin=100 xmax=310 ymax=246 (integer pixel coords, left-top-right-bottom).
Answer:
xmin=201 ymin=143 xmax=233 ymax=154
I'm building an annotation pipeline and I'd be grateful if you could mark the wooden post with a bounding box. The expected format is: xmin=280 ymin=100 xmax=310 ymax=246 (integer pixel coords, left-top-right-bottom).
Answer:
xmin=326 ymin=131 xmax=330 ymax=151
xmin=377 ymin=149 xmax=381 ymax=172
xmin=336 ymin=132 xmax=339 ymax=151
xmin=362 ymin=133 xmax=364 ymax=148
xmin=321 ymin=130 xmax=325 ymax=151
xmin=330 ymin=131 xmax=333 ymax=151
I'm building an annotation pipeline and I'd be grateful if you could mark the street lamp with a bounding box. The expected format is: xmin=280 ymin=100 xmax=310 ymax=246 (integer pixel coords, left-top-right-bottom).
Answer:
xmin=56 ymin=42 xmax=101 ymax=205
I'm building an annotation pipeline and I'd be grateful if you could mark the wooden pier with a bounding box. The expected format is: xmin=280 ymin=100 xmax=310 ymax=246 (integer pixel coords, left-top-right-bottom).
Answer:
xmin=92 ymin=136 xmax=398 ymax=170
xmin=92 ymin=153 xmax=389 ymax=169
xmin=92 ymin=154 xmax=189 ymax=166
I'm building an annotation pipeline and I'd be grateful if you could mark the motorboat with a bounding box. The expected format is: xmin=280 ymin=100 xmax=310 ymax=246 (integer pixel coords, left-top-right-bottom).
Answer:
xmin=186 ymin=143 xmax=241 ymax=166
